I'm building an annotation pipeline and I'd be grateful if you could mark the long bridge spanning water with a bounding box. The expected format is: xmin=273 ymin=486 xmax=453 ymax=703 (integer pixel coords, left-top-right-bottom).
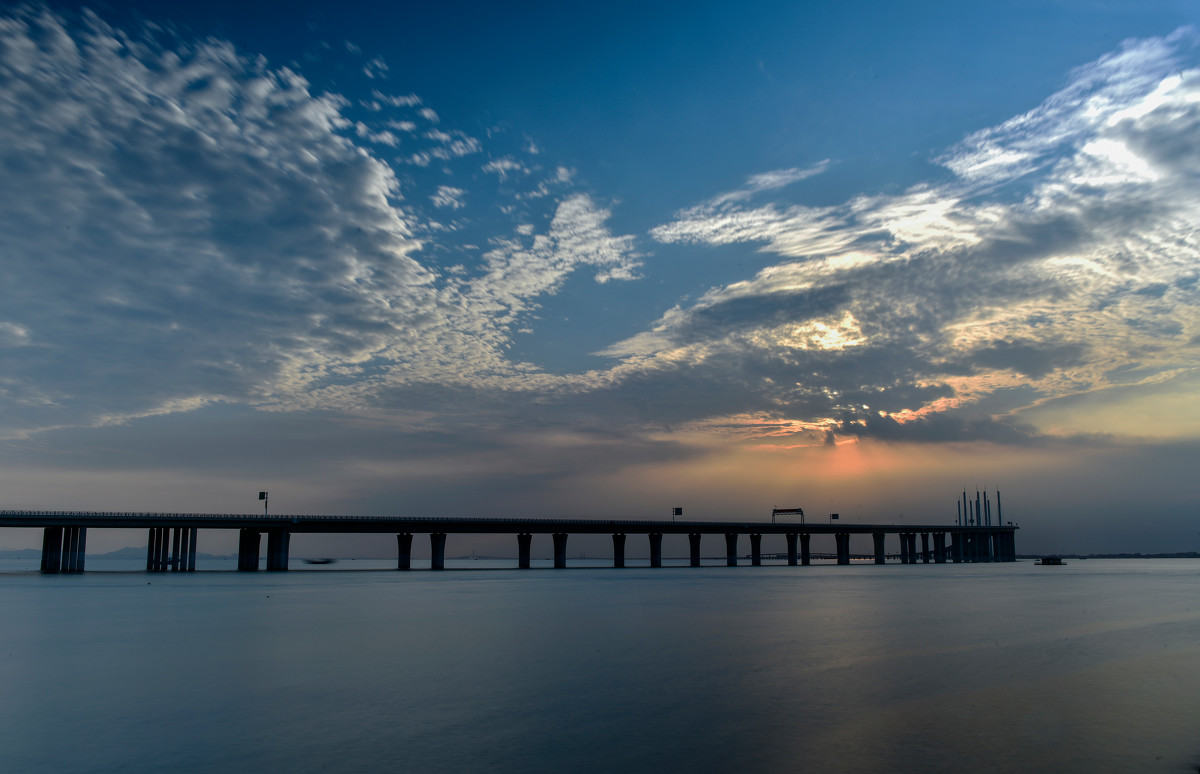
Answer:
xmin=0 ymin=511 xmax=1017 ymax=573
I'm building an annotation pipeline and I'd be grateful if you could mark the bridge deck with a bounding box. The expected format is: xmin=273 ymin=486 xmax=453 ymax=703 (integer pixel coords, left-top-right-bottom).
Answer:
xmin=0 ymin=510 xmax=1013 ymax=535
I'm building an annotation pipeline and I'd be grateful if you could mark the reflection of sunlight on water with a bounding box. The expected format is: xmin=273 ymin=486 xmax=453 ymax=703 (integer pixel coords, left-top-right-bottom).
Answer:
xmin=0 ymin=559 xmax=1197 ymax=772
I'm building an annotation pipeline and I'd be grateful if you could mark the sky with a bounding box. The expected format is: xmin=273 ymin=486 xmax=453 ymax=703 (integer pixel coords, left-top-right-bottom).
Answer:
xmin=1 ymin=0 xmax=1199 ymax=556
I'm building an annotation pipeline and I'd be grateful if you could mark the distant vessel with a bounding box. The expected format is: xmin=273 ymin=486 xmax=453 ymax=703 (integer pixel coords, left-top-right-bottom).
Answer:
xmin=303 ymin=558 xmax=336 ymax=565
xmin=1034 ymin=556 xmax=1065 ymax=566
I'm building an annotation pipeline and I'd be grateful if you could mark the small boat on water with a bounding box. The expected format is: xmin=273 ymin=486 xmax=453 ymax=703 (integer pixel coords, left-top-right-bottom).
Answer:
xmin=1035 ymin=556 xmax=1065 ymax=566
xmin=303 ymin=558 xmax=336 ymax=565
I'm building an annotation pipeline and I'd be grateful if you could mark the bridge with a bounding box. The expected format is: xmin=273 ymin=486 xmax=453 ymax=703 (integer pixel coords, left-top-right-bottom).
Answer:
xmin=0 ymin=511 xmax=1018 ymax=573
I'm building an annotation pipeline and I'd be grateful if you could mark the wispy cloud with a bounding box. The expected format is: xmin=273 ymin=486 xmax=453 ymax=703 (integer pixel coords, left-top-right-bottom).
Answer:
xmin=0 ymin=8 xmax=641 ymax=437
xmin=431 ymin=185 xmax=466 ymax=209
xmin=637 ymin=27 xmax=1200 ymax=444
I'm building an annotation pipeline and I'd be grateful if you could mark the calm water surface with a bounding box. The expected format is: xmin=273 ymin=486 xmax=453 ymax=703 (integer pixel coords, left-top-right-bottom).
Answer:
xmin=1 ymin=558 xmax=1197 ymax=773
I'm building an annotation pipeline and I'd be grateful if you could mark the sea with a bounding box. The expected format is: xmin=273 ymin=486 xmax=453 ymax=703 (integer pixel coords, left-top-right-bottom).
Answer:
xmin=1 ymin=556 xmax=1197 ymax=773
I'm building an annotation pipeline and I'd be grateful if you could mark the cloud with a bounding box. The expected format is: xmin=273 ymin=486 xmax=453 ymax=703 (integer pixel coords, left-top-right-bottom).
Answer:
xmin=431 ymin=185 xmax=466 ymax=209
xmin=0 ymin=8 xmax=642 ymax=438
xmin=363 ymin=56 xmax=388 ymax=79
xmin=482 ymin=157 xmax=527 ymax=180
xmin=423 ymin=129 xmax=481 ymax=159
xmin=3 ymin=6 xmax=1198 ymax=461
xmin=637 ymin=27 xmax=1200 ymax=444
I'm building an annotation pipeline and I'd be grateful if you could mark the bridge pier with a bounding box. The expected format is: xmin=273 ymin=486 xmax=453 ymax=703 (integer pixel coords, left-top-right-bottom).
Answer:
xmin=397 ymin=533 xmax=413 ymax=570
xmin=157 ymin=527 xmax=197 ymax=572
xmin=909 ymin=533 xmax=919 ymax=563
xmin=689 ymin=533 xmax=701 ymax=566
xmin=835 ymin=532 xmax=850 ymax=564
xmin=266 ymin=529 xmax=290 ymax=571
xmin=898 ymin=533 xmax=910 ymax=564
xmin=552 ymin=533 xmax=567 ymax=569
xmin=43 ymin=526 xmax=89 ymax=574
xmin=800 ymin=533 xmax=811 ymax=565
xmin=430 ymin=533 xmax=447 ymax=570
xmin=786 ymin=533 xmax=798 ymax=566
xmin=160 ymin=526 xmax=171 ymax=569
xmin=724 ymin=533 xmax=738 ymax=566
xmin=612 ymin=533 xmax=625 ymax=567
xmin=171 ymin=527 xmax=183 ymax=571
xmin=749 ymin=533 xmax=762 ymax=566
xmin=921 ymin=532 xmax=930 ymax=563
xmin=517 ymin=533 xmax=532 ymax=569
xmin=40 ymin=526 xmax=62 ymax=573
xmin=872 ymin=532 xmax=886 ymax=564
xmin=237 ymin=529 xmax=261 ymax=571
xmin=649 ymin=533 xmax=663 ymax=567
xmin=933 ymin=532 xmax=946 ymax=563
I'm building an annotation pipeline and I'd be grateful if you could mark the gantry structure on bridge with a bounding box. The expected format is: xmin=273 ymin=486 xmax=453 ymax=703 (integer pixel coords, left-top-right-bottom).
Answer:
xmin=0 ymin=511 xmax=1018 ymax=573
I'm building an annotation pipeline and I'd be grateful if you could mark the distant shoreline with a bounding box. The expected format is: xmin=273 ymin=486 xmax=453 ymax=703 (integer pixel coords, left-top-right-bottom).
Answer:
xmin=1016 ymin=552 xmax=1199 ymax=560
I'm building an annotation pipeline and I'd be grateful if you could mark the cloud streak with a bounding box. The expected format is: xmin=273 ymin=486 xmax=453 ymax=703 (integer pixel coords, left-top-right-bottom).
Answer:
xmin=638 ymin=28 xmax=1200 ymax=444
xmin=0 ymin=8 xmax=640 ymax=437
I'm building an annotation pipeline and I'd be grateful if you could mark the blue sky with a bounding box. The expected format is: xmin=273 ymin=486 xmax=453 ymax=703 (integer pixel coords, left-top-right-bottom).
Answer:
xmin=2 ymin=1 xmax=1199 ymax=555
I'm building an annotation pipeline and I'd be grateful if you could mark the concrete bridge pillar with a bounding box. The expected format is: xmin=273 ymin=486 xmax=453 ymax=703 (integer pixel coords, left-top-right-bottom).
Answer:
xmin=649 ymin=533 xmax=663 ymax=567
xmin=62 ymin=527 xmax=75 ymax=573
xmin=152 ymin=527 xmax=164 ymax=571
xmin=165 ymin=527 xmax=195 ymax=572
xmin=835 ymin=533 xmax=850 ymax=565
xmin=898 ymin=533 xmax=910 ymax=564
xmin=921 ymin=532 xmax=930 ymax=563
xmin=61 ymin=527 xmax=84 ymax=573
xmin=71 ymin=525 xmax=87 ymax=573
xmin=872 ymin=532 xmax=886 ymax=564
xmin=237 ymin=529 xmax=261 ymax=571
xmin=933 ymin=532 xmax=947 ymax=563
xmin=517 ymin=533 xmax=532 ymax=569
xmin=689 ymin=533 xmax=702 ymax=566
xmin=724 ymin=533 xmax=738 ymax=566
xmin=47 ymin=526 xmax=87 ymax=574
xmin=991 ymin=531 xmax=1003 ymax=562
xmin=146 ymin=528 xmax=156 ymax=572
xmin=786 ymin=533 xmax=798 ymax=566
xmin=750 ymin=533 xmax=762 ymax=566
xmin=552 ymin=532 xmax=568 ymax=569
xmin=909 ymin=533 xmax=919 ymax=563
xmin=430 ymin=533 xmax=447 ymax=570
xmin=800 ymin=533 xmax=811 ymax=566
xmin=266 ymin=529 xmax=291 ymax=571
xmin=396 ymin=533 xmax=413 ymax=570
xmin=612 ymin=533 xmax=626 ymax=568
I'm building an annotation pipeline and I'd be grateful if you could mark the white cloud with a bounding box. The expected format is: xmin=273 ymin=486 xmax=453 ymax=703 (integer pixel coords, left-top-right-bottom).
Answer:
xmin=482 ymin=156 xmax=527 ymax=180
xmin=431 ymin=185 xmax=466 ymax=209
xmin=0 ymin=8 xmax=643 ymax=437
xmin=0 ymin=322 xmax=30 ymax=347
xmin=363 ymin=56 xmax=388 ymax=79
xmin=637 ymin=27 xmax=1200 ymax=439
xmin=424 ymin=129 xmax=481 ymax=159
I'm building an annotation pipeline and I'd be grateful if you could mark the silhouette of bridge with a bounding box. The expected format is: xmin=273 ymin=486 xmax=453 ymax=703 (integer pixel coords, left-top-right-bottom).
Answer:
xmin=0 ymin=511 xmax=1018 ymax=573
